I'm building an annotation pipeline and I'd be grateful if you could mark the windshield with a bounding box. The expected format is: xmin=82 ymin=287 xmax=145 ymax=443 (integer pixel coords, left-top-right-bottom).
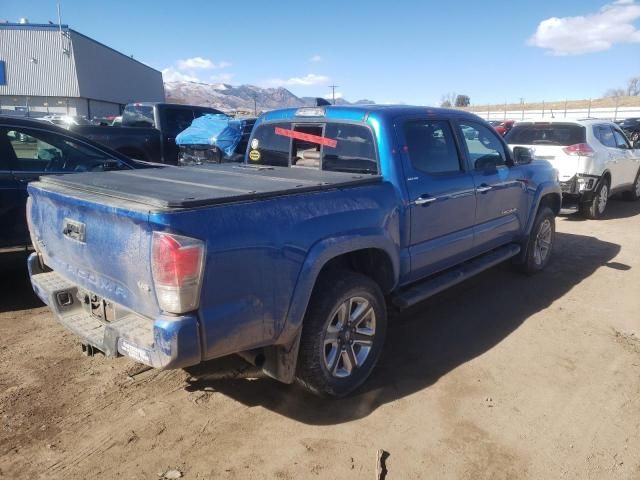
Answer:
xmin=247 ymin=121 xmax=378 ymax=174
xmin=122 ymin=105 xmax=155 ymax=128
xmin=505 ymin=123 xmax=585 ymax=146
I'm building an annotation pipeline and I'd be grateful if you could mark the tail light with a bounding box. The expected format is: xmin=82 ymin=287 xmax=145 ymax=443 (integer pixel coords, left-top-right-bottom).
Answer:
xmin=562 ymin=143 xmax=594 ymax=156
xmin=151 ymin=232 xmax=205 ymax=314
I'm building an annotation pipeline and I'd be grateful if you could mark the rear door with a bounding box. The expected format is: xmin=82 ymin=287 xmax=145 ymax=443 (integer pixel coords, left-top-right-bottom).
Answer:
xmin=594 ymin=124 xmax=626 ymax=189
xmin=455 ymin=120 xmax=526 ymax=253
xmin=0 ymin=130 xmax=22 ymax=248
xmin=396 ymin=117 xmax=477 ymax=282
xmin=160 ymin=106 xmax=197 ymax=164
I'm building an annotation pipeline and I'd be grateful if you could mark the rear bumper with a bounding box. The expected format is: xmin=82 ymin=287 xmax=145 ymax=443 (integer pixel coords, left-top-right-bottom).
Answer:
xmin=560 ymin=174 xmax=599 ymax=205
xmin=28 ymin=253 xmax=201 ymax=369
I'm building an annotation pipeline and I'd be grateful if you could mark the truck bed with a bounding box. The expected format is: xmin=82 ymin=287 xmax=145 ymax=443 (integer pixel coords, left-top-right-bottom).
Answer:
xmin=37 ymin=164 xmax=382 ymax=209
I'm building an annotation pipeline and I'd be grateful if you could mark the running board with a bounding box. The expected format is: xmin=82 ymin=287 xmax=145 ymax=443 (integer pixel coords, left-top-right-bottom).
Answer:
xmin=392 ymin=243 xmax=521 ymax=310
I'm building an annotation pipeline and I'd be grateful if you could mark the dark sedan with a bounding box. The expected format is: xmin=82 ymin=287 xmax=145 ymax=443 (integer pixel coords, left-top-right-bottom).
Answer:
xmin=0 ymin=116 xmax=157 ymax=252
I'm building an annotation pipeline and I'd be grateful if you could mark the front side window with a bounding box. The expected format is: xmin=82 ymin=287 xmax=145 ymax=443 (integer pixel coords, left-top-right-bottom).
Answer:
xmin=458 ymin=121 xmax=507 ymax=170
xmin=612 ymin=128 xmax=631 ymax=149
xmin=403 ymin=120 xmax=461 ymax=174
xmin=4 ymin=128 xmax=125 ymax=172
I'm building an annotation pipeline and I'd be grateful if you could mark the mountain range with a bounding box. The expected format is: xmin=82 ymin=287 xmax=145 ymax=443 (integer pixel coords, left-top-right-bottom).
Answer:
xmin=164 ymin=81 xmax=375 ymax=112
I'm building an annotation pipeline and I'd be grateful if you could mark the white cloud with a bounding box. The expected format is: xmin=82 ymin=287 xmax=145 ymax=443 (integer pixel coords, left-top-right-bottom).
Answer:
xmin=177 ymin=57 xmax=214 ymax=70
xmin=309 ymin=55 xmax=323 ymax=63
xmin=529 ymin=0 xmax=640 ymax=55
xmin=162 ymin=57 xmax=233 ymax=83
xmin=162 ymin=67 xmax=200 ymax=82
xmin=269 ymin=73 xmax=330 ymax=86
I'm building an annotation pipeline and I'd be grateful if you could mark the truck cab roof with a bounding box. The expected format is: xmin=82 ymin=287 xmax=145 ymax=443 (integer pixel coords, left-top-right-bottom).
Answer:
xmin=259 ymin=104 xmax=485 ymax=124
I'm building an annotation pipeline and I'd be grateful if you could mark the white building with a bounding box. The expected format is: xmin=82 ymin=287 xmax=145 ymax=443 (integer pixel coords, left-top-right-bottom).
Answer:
xmin=0 ymin=21 xmax=164 ymax=118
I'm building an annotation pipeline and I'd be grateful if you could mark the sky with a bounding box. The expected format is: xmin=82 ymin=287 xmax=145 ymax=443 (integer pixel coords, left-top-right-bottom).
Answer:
xmin=2 ymin=0 xmax=639 ymax=105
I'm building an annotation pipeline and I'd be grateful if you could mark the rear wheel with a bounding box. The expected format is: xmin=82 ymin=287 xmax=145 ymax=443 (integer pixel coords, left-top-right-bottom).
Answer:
xmin=581 ymin=179 xmax=609 ymax=219
xmin=515 ymin=207 xmax=555 ymax=274
xmin=296 ymin=271 xmax=387 ymax=397
xmin=622 ymin=170 xmax=640 ymax=201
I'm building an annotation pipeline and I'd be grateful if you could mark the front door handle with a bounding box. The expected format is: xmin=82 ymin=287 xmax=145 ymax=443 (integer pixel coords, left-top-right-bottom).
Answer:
xmin=476 ymin=185 xmax=492 ymax=193
xmin=412 ymin=196 xmax=437 ymax=206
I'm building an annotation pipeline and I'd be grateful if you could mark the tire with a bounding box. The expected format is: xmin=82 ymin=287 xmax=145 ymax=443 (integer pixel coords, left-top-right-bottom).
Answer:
xmin=580 ymin=178 xmax=610 ymax=219
xmin=515 ymin=207 xmax=555 ymax=274
xmin=296 ymin=270 xmax=387 ymax=397
xmin=621 ymin=169 xmax=640 ymax=201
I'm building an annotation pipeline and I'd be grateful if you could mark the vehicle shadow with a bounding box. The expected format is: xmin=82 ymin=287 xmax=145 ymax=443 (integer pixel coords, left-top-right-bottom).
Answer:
xmin=0 ymin=252 xmax=43 ymax=313
xmin=561 ymin=197 xmax=640 ymax=221
xmin=184 ymin=231 xmax=622 ymax=425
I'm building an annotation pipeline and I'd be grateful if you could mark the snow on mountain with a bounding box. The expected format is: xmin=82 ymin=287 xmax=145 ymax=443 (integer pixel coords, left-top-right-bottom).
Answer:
xmin=163 ymin=81 xmax=374 ymax=112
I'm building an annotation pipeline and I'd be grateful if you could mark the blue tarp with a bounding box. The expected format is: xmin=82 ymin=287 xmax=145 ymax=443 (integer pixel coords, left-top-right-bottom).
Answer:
xmin=176 ymin=114 xmax=244 ymax=157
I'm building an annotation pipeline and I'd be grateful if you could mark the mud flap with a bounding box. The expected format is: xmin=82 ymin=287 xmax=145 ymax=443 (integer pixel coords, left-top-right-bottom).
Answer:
xmin=261 ymin=331 xmax=302 ymax=384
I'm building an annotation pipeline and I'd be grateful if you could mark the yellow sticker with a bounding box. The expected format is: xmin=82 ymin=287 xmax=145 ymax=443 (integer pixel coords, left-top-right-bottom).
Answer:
xmin=249 ymin=150 xmax=261 ymax=161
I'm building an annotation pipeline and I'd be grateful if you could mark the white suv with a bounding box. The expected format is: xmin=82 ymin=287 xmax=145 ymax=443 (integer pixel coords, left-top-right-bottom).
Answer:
xmin=506 ymin=119 xmax=640 ymax=218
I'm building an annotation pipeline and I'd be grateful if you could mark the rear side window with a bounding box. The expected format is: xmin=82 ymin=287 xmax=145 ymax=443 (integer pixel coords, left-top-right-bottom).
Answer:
xmin=163 ymin=107 xmax=196 ymax=136
xmin=505 ymin=123 xmax=585 ymax=146
xmin=594 ymin=125 xmax=616 ymax=148
xmin=403 ymin=120 xmax=461 ymax=174
xmin=122 ymin=105 xmax=155 ymax=128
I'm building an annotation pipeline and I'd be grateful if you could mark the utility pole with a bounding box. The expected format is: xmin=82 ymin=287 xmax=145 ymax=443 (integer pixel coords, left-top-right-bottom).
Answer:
xmin=328 ymin=85 xmax=339 ymax=105
xmin=250 ymin=93 xmax=257 ymax=115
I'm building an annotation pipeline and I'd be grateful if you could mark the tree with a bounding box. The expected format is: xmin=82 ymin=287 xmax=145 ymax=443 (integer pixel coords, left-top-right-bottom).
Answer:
xmin=440 ymin=92 xmax=456 ymax=108
xmin=604 ymin=76 xmax=640 ymax=97
xmin=627 ymin=76 xmax=640 ymax=97
xmin=455 ymin=94 xmax=471 ymax=107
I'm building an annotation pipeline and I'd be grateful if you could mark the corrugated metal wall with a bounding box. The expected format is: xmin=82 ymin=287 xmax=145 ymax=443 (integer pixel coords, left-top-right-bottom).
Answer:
xmin=0 ymin=26 xmax=80 ymax=97
xmin=71 ymin=31 xmax=164 ymax=104
xmin=0 ymin=24 xmax=164 ymax=105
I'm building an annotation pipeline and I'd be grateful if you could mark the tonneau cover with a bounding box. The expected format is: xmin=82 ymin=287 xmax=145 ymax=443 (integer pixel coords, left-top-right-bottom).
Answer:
xmin=38 ymin=164 xmax=382 ymax=209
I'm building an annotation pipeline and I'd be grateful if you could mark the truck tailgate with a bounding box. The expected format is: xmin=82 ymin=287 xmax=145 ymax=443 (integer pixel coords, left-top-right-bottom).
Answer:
xmin=27 ymin=182 xmax=159 ymax=318
xmin=36 ymin=164 xmax=382 ymax=208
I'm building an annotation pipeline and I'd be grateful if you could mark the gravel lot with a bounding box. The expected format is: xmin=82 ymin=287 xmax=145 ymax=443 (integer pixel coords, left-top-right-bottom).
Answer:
xmin=1 ymin=199 xmax=639 ymax=479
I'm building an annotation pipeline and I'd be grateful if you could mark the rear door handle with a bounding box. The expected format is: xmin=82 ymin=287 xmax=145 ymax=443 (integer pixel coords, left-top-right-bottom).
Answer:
xmin=476 ymin=185 xmax=492 ymax=193
xmin=412 ymin=196 xmax=437 ymax=206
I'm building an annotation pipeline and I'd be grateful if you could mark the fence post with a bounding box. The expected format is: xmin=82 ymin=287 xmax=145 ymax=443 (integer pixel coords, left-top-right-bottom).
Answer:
xmin=542 ymin=101 xmax=545 ymax=118
xmin=587 ymin=99 xmax=591 ymax=118
xmin=564 ymin=99 xmax=568 ymax=118
xmin=521 ymin=99 xmax=525 ymax=120
xmin=614 ymin=96 xmax=619 ymax=121
xmin=487 ymin=104 xmax=490 ymax=120
xmin=504 ymin=102 xmax=507 ymax=120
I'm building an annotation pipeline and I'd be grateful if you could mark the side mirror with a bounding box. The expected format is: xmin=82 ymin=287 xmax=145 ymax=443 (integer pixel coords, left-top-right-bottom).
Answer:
xmin=512 ymin=146 xmax=534 ymax=165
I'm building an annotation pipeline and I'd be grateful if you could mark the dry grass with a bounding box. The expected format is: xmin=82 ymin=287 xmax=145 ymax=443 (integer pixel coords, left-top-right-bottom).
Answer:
xmin=464 ymin=96 xmax=640 ymax=112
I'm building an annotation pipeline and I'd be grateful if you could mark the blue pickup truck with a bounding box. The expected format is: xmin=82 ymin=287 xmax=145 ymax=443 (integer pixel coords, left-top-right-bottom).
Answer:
xmin=27 ymin=105 xmax=561 ymax=396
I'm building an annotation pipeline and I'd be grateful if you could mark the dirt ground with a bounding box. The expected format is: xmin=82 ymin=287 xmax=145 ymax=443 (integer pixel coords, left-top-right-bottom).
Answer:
xmin=1 ymin=199 xmax=639 ymax=480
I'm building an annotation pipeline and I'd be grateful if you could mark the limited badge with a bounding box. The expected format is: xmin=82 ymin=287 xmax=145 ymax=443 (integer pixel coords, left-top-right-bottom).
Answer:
xmin=250 ymin=138 xmax=259 ymax=150
xmin=249 ymin=149 xmax=261 ymax=161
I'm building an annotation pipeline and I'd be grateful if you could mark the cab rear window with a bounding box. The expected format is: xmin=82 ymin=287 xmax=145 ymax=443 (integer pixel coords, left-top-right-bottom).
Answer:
xmin=505 ymin=123 xmax=585 ymax=146
xmin=248 ymin=122 xmax=377 ymax=174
